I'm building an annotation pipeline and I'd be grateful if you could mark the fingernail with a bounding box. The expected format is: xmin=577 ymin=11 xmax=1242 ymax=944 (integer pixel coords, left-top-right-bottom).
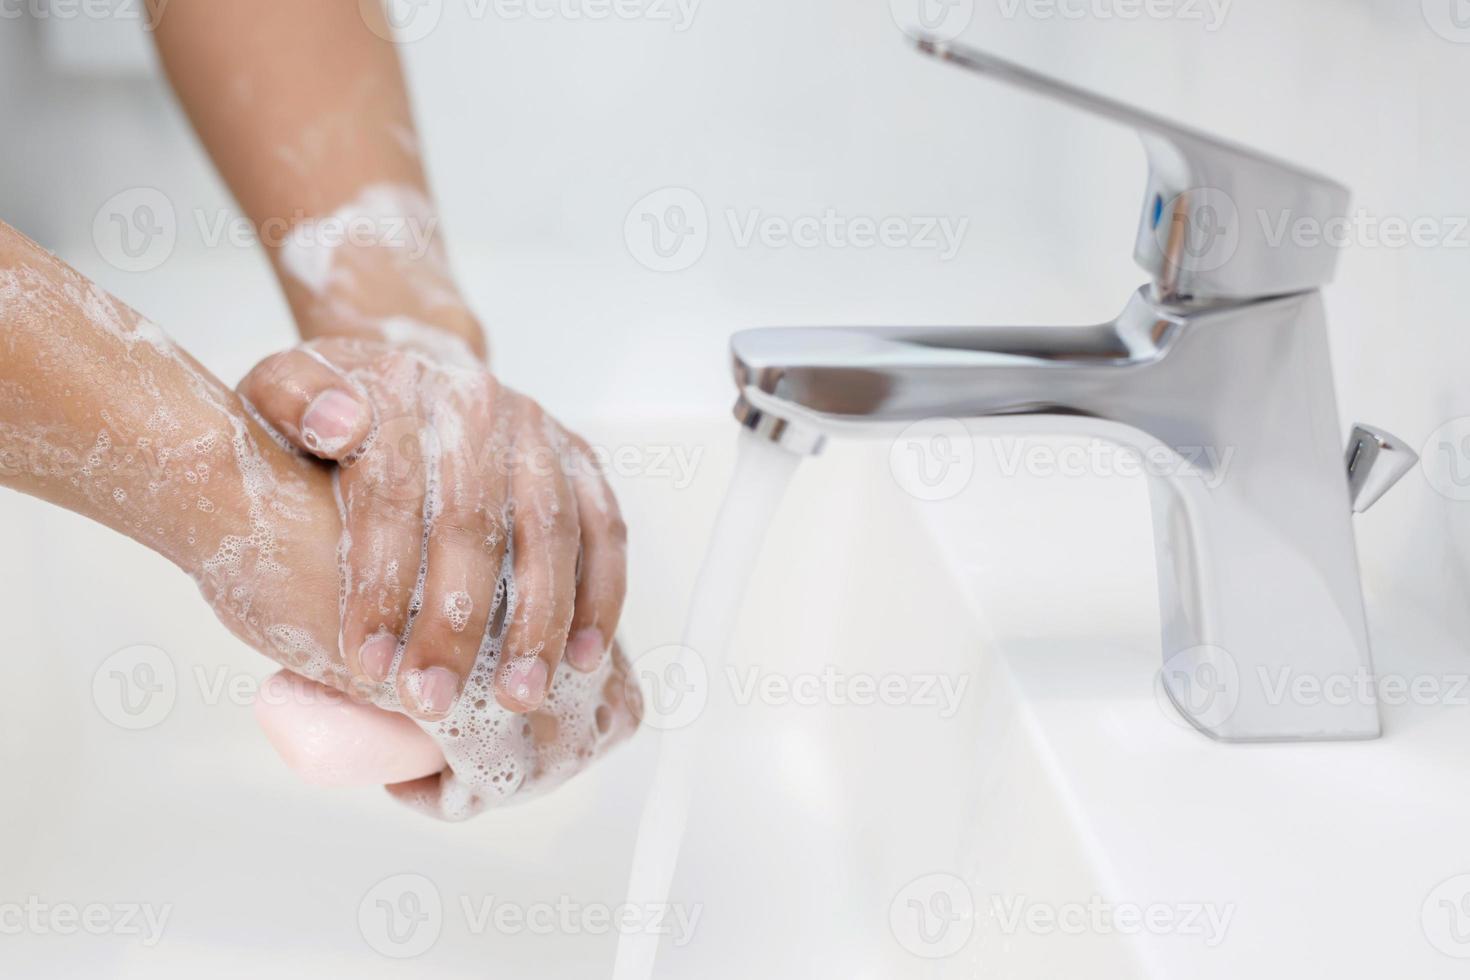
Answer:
xmin=505 ymin=657 xmax=549 ymax=709
xmin=301 ymin=389 xmax=362 ymax=454
xmin=406 ymin=666 xmax=460 ymax=716
xmin=566 ymin=628 xmax=607 ymax=672
xmin=358 ymin=634 xmax=397 ymax=684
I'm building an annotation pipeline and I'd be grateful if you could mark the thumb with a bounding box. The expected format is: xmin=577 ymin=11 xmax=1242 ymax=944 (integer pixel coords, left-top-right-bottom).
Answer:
xmin=239 ymin=349 xmax=372 ymax=461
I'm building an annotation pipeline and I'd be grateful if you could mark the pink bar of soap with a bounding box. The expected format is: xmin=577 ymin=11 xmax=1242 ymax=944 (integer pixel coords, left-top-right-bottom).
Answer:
xmin=253 ymin=670 xmax=446 ymax=787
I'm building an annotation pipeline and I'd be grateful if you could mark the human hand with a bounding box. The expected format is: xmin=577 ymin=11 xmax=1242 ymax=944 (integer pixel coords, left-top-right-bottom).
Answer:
xmin=252 ymin=638 xmax=639 ymax=803
xmin=238 ymin=329 xmax=629 ymax=721
xmin=236 ymin=329 xmax=639 ymax=818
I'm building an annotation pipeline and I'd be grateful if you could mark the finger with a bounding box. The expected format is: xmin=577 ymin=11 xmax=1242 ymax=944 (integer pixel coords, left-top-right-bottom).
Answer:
xmin=497 ymin=404 xmax=580 ymax=712
xmin=239 ymin=348 xmax=373 ymax=460
xmin=397 ymin=383 xmax=508 ymax=720
xmin=562 ymin=435 xmax=628 ymax=672
xmin=339 ymin=409 xmax=430 ymax=698
xmin=253 ymin=671 xmax=445 ymax=787
xmin=599 ymin=640 xmax=642 ymax=742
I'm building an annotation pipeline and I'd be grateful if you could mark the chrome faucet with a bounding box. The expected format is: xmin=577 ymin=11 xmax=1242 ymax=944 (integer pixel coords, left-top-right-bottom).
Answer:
xmin=729 ymin=40 xmax=1417 ymax=742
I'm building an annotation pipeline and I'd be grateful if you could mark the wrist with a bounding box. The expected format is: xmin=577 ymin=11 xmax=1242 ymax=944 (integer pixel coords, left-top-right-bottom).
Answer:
xmin=185 ymin=424 xmax=345 ymax=670
xmin=270 ymin=198 xmax=489 ymax=362
xmin=298 ymin=302 xmax=487 ymax=362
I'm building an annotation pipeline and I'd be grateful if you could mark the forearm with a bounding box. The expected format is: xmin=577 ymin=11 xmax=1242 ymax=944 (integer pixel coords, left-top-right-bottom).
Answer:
xmin=0 ymin=221 xmax=344 ymax=673
xmin=150 ymin=0 xmax=483 ymax=355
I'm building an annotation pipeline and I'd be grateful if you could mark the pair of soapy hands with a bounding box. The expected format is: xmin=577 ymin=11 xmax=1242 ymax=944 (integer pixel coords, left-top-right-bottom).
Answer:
xmin=238 ymin=323 xmax=640 ymax=807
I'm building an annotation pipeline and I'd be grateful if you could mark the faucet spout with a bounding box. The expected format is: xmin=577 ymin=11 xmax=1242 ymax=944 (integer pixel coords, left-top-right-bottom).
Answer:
xmin=731 ymin=287 xmax=1384 ymax=741
xmin=733 ymin=289 xmax=1182 ymax=430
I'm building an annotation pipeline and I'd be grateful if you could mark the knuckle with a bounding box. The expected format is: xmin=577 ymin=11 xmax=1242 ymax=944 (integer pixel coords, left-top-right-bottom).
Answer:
xmin=604 ymin=513 xmax=629 ymax=548
xmin=257 ymin=351 xmax=298 ymax=385
xmin=358 ymin=493 xmax=429 ymax=535
xmin=347 ymin=590 xmax=408 ymax=634
xmin=437 ymin=500 xmax=508 ymax=556
xmin=546 ymin=502 xmax=579 ymax=539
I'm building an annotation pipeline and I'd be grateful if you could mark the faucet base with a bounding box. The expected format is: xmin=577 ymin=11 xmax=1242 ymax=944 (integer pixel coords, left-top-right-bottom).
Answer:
xmin=729 ymin=288 xmax=1386 ymax=742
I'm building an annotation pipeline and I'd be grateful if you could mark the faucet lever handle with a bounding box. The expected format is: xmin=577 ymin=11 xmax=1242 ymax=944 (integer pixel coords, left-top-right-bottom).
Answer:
xmin=1345 ymin=424 xmax=1418 ymax=513
xmin=915 ymin=38 xmax=1349 ymax=304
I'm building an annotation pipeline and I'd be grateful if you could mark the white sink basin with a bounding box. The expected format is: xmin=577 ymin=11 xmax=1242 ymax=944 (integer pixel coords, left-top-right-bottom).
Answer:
xmin=2 ymin=416 xmax=1463 ymax=977
xmin=1 ymin=247 xmax=1462 ymax=978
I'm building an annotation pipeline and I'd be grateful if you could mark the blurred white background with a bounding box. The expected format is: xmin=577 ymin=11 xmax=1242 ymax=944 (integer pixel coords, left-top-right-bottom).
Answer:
xmin=2 ymin=0 xmax=1464 ymax=615
xmin=1 ymin=1 xmax=1468 ymax=975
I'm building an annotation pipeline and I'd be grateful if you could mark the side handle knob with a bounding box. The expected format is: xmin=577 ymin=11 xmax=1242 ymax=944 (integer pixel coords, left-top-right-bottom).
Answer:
xmin=1346 ymin=424 xmax=1418 ymax=514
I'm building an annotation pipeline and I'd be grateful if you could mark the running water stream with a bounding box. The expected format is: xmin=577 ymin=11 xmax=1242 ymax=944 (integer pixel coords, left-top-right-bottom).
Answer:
xmin=612 ymin=429 xmax=804 ymax=980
